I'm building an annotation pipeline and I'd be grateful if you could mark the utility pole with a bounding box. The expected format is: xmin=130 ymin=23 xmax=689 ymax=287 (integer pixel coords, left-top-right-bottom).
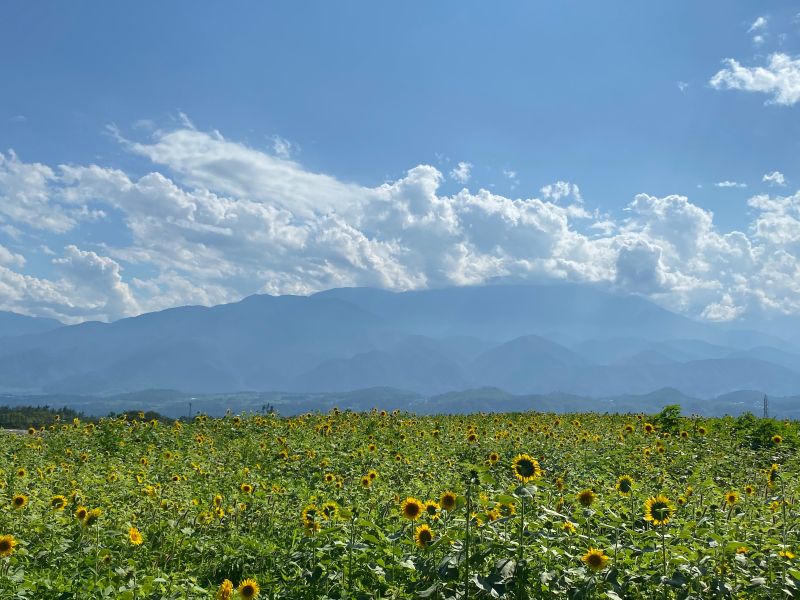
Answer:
xmin=763 ymin=394 xmax=768 ymax=419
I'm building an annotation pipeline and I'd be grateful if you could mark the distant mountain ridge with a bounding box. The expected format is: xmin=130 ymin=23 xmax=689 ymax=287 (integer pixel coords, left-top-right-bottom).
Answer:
xmin=0 ymin=311 xmax=62 ymax=338
xmin=0 ymin=283 xmax=798 ymax=400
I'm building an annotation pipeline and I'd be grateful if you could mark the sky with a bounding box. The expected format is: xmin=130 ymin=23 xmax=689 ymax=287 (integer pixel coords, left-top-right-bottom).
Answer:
xmin=1 ymin=2 xmax=800 ymax=324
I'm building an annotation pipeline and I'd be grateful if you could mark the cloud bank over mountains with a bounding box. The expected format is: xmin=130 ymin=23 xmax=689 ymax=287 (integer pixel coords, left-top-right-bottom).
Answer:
xmin=0 ymin=124 xmax=799 ymax=324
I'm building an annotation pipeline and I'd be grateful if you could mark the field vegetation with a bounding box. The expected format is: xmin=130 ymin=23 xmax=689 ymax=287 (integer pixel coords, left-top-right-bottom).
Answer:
xmin=0 ymin=406 xmax=797 ymax=598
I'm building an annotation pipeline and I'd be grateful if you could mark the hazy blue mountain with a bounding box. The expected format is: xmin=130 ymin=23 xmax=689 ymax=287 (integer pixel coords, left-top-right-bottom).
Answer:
xmin=1 ymin=283 xmax=799 ymax=399
xmin=0 ymin=311 xmax=62 ymax=338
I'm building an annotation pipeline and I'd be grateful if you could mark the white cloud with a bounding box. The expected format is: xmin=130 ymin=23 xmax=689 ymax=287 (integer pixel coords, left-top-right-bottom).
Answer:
xmin=270 ymin=135 xmax=298 ymax=159
xmin=449 ymin=161 xmax=472 ymax=183
xmin=3 ymin=123 xmax=800 ymax=323
xmin=749 ymin=16 xmax=767 ymax=32
xmin=540 ymin=181 xmax=582 ymax=202
xmin=710 ymin=53 xmax=800 ymax=106
xmin=715 ymin=181 xmax=747 ymax=188
xmin=677 ymin=81 xmax=689 ymax=93
xmin=763 ymin=171 xmax=786 ymax=186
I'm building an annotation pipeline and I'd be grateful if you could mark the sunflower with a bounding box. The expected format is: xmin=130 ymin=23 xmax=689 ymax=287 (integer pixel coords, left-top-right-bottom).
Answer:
xmin=11 ymin=494 xmax=27 ymax=510
xmin=440 ymin=491 xmax=457 ymax=511
xmin=724 ymin=491 xmax=739 ymax=507
xmin=582 ymin=547 xmax=609 ymax=571
xmin=424 ymin=501 xmax=440 ymax=519
xmin=301 ymin=504 xmax=318 ymax=527
xmin=216 ymin=579 xmax=234 ymax=600
xmin=744 ymin=484 xmax=755 ymax=495
xmin=466 ymin=432 xmax=478 ymax=444
xmin=487 ymin=451 xmax=500 ymax=464
xmin=0 ymin=534 xmax=17 ymax=557
xmin=624 ymin=424 xmax=634 ymax=434
xmin=680 ymin=430 xmax=689 ymax=439
xmin=562 ymin=521 xmax=576 ymax=534
xmin=511 ymin=453 xmax=542 ymax=483
xmin=50 ymin=495 xmax=67 ymax=511
xmin=128 ymin=527 xmax=143 ymax=546
xmin=643 ymin=423 xmax=655 ymax=434
xmin=16 ymin=468 xmax=25 ymax=478
xmin=400 ymin=497 xmax=424 ymax=520
xmin=768 ymin=463 xmax=780 ymax=487
xmin=414 ymin=524 xmax=434 ymax=549
xmin=324 ymin=473 xmax=335 ymax=484
xmin=360 ymin=475 xmax=372 ymax=488
xmin=238 ymin=578 xmax=260 ymax=599
xmin=367 ymin=470 xmax=378 ymax=480
xmin=772 ymin=434 xmax=783 ymax=445
xmin=321 ymin=501 xmax=339 ymax=521
xmin=75 ymin=506 xmax=88 ymax=521
xmin=644 ymin=495 xmax=675 ymax=526
xmin=577 ymin=489 xmax=595 ymax=507
xmin=697 ymin=426 xmax=707 ymax=435
xmin=615 ymin=475 xmax=634 ymax=496
xmin=240 ymin=483 xmax=253 ymax=494
xmin=779 ymin=550 xmax=796 ymax=559
xmin=84 ymin=508 xmax=102 ymax=527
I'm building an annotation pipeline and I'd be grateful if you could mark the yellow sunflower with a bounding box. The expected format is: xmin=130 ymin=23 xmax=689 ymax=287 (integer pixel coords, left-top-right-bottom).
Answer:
xmin=414 ymin=524 xmax=434 ymax=549
xmin=301 ymin=504 xmax=318 ymax=528
xmin=724 ymin=491 xmax=739 ymax=507
xmin=75 ymin=506 xmax=88 ymax=521
xmin=772 ymin=434 xmax=783 ymax=445
xmin=577 ymin=489 xmax=595 ymax=507
xmin=50 ymin=495 xmax=67 ymax=511
xmin=400 ymin=497 xmax=424 ymax=520
xmin=644 ymin=495 xmax=675 ymax=526
xmin=321 ymin=501 xmax=339 ymax=521
xmin=216 ymin=578 xmax=234 ymax=600
xmin=424 ymin=501 xmax=440 ymax=519
xmin=84 ymin=508 xmax=102 ymax=527
xmin=440 ymin=491 xmax=457 ymax=511
xmin=128 ymin=527 xmax=143 ymax=546
xmin=11 ymin=494 xmax=27 ymax=510
xmin=511 ymin=453 xmax=542 ymax=483
xmin=238 ymin=578 xmax=260 ymax=599
xmin=615 ymin=475 xmax=634 ymax=496
xmin=0 ymin=534 xmax=17 ymax=557
xmin=240 ymin=483 xmax=253 ymax=494
xmin=582 ymin=547 xmax=609 ymax=571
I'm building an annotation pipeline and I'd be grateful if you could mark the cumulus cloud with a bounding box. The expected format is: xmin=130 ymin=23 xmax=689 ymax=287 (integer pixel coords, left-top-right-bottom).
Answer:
xmin=710 ymin=53 xmax=800 ymax=106
xmin=2 ymin=124 xmax=800 ymax=323
xmin=748 ymin=16 xmax=767 ymax=32
xmin=715 ymin=181 xmax=747 ymax=188
xmin=449 ymin=161 xmax=472 ymax=183
xmin=763 ymin=171 xmax=786 ymax=186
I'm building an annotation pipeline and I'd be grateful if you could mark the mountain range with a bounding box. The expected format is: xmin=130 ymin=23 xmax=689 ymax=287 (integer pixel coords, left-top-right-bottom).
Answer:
xmin=1 ymin=283 xmax=799 ymax=403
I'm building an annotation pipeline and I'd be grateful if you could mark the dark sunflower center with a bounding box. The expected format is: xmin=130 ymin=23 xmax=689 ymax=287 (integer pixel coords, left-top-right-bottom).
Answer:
xmin=587 ymin=553 xmax=603 ymax=567
xmin=517 ymin=459 xmax=535 ymax=477
xmin=619 ymin=480 xmax=632 ymax=493
xmin=0 ymin=540 xmax=10 ymax=552
xmin=652 ymin=502 xmax=669 ymax=519
xmin=419 ymin=530 xmax=432 ymax=543
xmin=406 ymin=504 xmax=420 ymax=517
xmin=426 ymin=505 xmax=437 ymax=515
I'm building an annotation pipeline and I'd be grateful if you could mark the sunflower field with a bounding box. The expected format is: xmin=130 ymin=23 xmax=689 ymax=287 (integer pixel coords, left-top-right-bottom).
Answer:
xmin=0 ymin=409 xmax=798 ymax=599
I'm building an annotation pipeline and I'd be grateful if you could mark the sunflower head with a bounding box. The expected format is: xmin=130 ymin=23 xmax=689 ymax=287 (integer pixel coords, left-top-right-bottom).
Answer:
xmin=577 ymin=489 xmax=596 ymax=507
xmin=128 ymin=527 xmax=143 ymax=546
xmin=400 ymin=497 xmax=423 ymax=520
xmin=511 ymin=453 xmax=542 ymax=483
xmin=424 ymin=501 xmax=440 ymax=518
xmin=0 ymin=534 xmax=17 ymax=558
xmin=744 ymin=485 xmax=755 ymax=495
xmin=240 ymin=483 xmax=253 ymax=494
xmin=615 ymin=475 xmax=634 ymax=496
xmin=321 ymin=501 xmax=339 ymax=520
xmin=50 ymin=495 xmax=67 ymax=511
xmin=724 ymin=491 xmax=739 ymax=507
xmin=360 ymin=475 xmax=372 ymax=488
xmin=83 ymin=508 xmax=102 ymax=527
xmin=216 ymin=579 xmax=234 ymax=600
xmin=440 ymin=491 xmax=457 ymax=511
xmin=487 ymin=452 xmax=500 ymax=464
xmin=75 ymin=506 xmax=88 ymax=521
xmin=644 ymin=495 xmax=675 ymax=526
xmin=582 ymin=547 xmax=609 ymax=571
xmin=11 ymin=494 xmax=27 ymax=510
xmin=772 ymin=434 xmax=783 ymax=445
xmin=414 ymin=524 xmax=434 ymax=549
xmin=238 ymin=578 xmax=260 ymax=599
xmin=643 ymin=423 xmax=655 ymax=434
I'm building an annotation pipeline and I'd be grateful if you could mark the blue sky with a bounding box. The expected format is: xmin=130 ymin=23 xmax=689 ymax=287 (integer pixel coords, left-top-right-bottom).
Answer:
xmin=1 ymin=2 xmax=800 ymax=323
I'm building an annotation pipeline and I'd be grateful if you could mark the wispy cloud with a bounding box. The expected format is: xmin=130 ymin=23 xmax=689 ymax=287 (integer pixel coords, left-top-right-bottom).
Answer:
xmin=715 ymin=181 xmax=747 ymax=188
xmin=710 ymin=53 xmax=800 ymax=106
xmin=449 ymin=161 xmax=472 ymax=183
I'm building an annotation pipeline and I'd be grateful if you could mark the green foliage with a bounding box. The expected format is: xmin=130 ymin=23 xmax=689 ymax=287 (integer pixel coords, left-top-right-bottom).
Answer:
xmin=651 ymin=404 xmax=683 ymax=433
xmin=0 ymin=409 xmax=797 ymax=598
